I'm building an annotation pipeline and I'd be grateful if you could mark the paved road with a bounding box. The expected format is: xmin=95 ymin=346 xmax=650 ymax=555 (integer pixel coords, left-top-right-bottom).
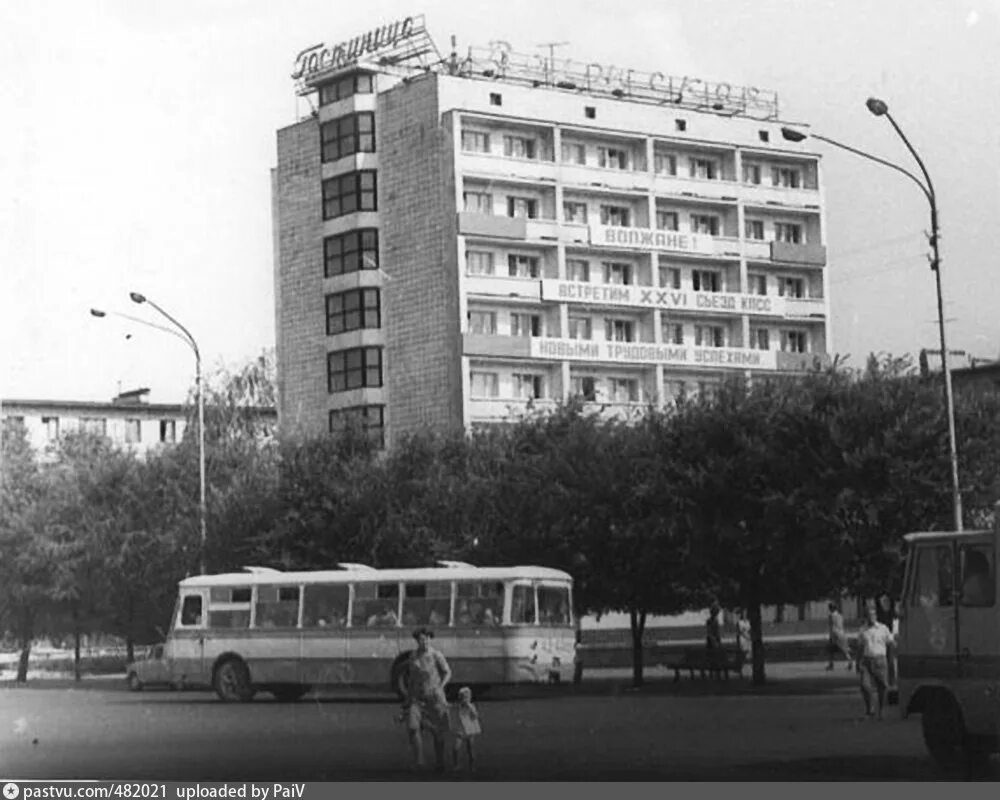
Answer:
xmin=0 ymin=674 xmax=986 ymax=781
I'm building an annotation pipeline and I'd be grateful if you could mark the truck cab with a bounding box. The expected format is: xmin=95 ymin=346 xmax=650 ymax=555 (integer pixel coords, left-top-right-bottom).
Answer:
xmin=898 ymin=528 xmax=999 ymax=773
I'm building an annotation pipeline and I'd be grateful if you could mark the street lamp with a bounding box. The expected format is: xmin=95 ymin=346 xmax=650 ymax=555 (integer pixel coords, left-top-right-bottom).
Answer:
xmin=781 ymin=102 xmax=962 ymax=531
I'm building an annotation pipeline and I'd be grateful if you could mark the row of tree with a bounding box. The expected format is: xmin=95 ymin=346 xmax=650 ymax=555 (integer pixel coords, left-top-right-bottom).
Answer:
xmin=3 ymin=353 xmax=999 ymax=685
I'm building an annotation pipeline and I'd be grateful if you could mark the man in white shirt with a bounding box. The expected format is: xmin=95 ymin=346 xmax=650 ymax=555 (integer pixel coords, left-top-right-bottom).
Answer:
xmin=856 ymin=604 xmax=896 ymax=720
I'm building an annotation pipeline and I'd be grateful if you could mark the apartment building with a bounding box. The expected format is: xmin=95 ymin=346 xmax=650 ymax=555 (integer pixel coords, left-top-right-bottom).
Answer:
xmin=273 ymin=17 xmax=831 ymax=446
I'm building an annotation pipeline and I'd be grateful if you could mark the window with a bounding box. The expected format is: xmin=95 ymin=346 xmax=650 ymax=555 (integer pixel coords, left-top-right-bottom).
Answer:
xmin=506 ymin=196 xmax=538 ymax=219
xmin=567 ymin=316 xmax=592 ymax=340
xmin=662 ymin=322 xmax=684 ymax=344
xmin=778 ymin=277 xmax=805 ymax=298
xmin=320 ymin=112 xmax=376 ymax=162
xmin=468 ymin=310 xmax=497 ymax=335
xmin=401 ymin=582 xmax=452 ymax=626
xmin=561 ymin=142 xmax=586 ymax=164
xmin=353 ymin=582 xmax=400 ymax=628
xmin=302 ymin=584 xmax=349 ymax=628
xmin=490 ymin=92 xmax=502 ymax=106
xmin=470 ymin=371 xmax=499 ymax=398
xmin=600 ymin=205 xmax=631 ymax=227
xmin=654 ymin=152 xmax=677 ymax=176
xmin=566 ymin=259 xmax=590 ymax=282
xmin=780 ymin=330 xmax=808 ymax=353
xmin=329 ymin=405 xmax=385 ymax=447
xmin=748 ymin=273 xmax=767 ymax=295
xmin=743 ymin=163 xmax=762 ymax=184
xmin=324 ymin=229 xmax=379 ymax=277
xmin=80 ymin=418 xmax=107 ymax=436
xmin=675 ymin=119 xmax=687 ymax=132
xmin=605 ymin=319 xmax=635 ymax=342
xmin=466 ymin=250 xmax=495 ymax=276
xmin=603 ymin=262 xmax=632 ymax=285
xmin=538 ymin=585 xmax=571 ymax=625
xmin=124 ymin=419 xmax=141 ymax=444
xmin=695 ymin=325 xmax=726 ymax=348
xmin=609 ymin=378 xmax=639 ymax=403
xmin=690 ymin=214 xmax=720 ymax=236
xmin=960 ymin=544 xmax=995 ymax=607
xmin=511 ymin=584 xmax=536 ymax=624
xmin=584 ymin=106 xmax=596 ymax=119
xmin=208 ymin=586 xmax=251 ymax=629
xmin=510 ymin=313 xmax=542 ymax=337
xmin=598 ymin=146 xmax=629 ymax=170
xmin=692 ymin=270 xmax=722 ymax=292
xmin=911 ymin=545 xmax=955 ymax=608
xmin=503 ymin=135 xmax=536 ymax=159
xmin=758 ymin=130 xmax=770 ymax=143
xmin=690 ymin=158 xmax=718 ymax=180
xmin=744 ymin=219 xmax=765 ymax=240
xmin=571 ymin=376 xmax=597 ymax=401
xmin=327 ymin=347 xmax=383 ymax=393
xmin=774 ymin=222 xmax=803 ymax=244
xmin=659 ymin=266 xmax=681 ymax=289
xmin=42 ymin=416 xmax=59 ymax=442
xmin=656 ymin=210 xmax=679 ymax=231
xmin=772 ymin=167 xmax=802 ymax=188
xmin=563 ymin=201 xmax=588 ymax=224
xmin=255 ymin=586 xmax=300 ymax=629
xmin=318 ymin=72 xmax=375 ymax=105
xmin=179 ymin=596 xmax=203 ymax=627
xmin=456 ymin=582 xmax=503 ymax=626
xmin=507 ymin=254 xmax=540 ymax=278
xmin=326 ymin=288 xmax=381 ymax=335
xmin=463 ymin=191 xmax=493 ymax=214
xmin=750 ymin=328 xmax=770 ymax=350
xmin=159 ymin=419 xmax=176 ymax=443
xmin=513 ymin=373 xmax=545 ymax=399
xmin=461 ymin=130 xmax=490 ymax=153
xmin=322 ymin=171 xmax=377 ymax=219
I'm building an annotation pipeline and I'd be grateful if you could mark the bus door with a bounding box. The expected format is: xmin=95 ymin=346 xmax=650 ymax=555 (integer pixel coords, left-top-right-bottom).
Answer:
xmin=171 ymin=589 xmax=208 ymax=685
xmin=902 ymin=542 xmax=958 ymax=681
xmin=954 ymin=538 xmax=999 ymax=737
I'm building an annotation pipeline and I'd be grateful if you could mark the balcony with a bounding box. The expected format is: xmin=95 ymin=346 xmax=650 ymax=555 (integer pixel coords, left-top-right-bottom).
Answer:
xmin=775 ymin=351 xmax=832 ymax=372
xmin=468 ymin=397 xmax=558 ymax=423
xmin=464 ymin=276 xmax=542 ymax=302
xmin=458 ymin=151 xmax=558 ymax=185
xmin=457 ymin=212 xmax=527 ymax=241
xmin=463 ymin=333 xmax=532 ymax=359
xmin=770 ymin=241 xmax=827 ymax=267
xmin=741 ymin=183 xmax=820 ymax=209
xmin=783 ymin=297 xmax=828 ymax=319
xmin=557 ymin=163 xmax=651 ymax=195
xmin=651 ymin=174 xmax=741 ymax=204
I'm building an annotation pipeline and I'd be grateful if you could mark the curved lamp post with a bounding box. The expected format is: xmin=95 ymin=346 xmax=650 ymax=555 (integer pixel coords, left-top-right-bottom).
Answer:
xmin=91 ymin=297 xmax=209 ymax=572
xmin=782 ymin=100 xmax=962 ymax=531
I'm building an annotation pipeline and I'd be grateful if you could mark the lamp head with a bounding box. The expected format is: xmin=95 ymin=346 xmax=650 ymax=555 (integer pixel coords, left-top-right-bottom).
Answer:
xmin=129 ymin=292 xmax=146 ymax=304
xmin=89 ymin=308 xmax=106 ymax=318
xmin=780 ymin=127 xmax=808 ymax=143
xmin=866 ymin=97 xmax=889 ymax=117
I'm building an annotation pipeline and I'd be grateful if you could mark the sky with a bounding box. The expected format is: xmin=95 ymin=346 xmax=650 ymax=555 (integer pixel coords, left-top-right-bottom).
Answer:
xmin=3 ymin=0 xmax=999 ymax=403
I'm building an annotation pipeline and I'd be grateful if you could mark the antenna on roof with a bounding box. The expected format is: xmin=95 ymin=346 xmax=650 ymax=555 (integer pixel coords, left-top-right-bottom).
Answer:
xmin=337 ymin=562 xmax=377 ymax=572
xmin=437 ymin=560 xmax=475 ymax=569
xmin=242 ymin=566 xmax=282 ymax=574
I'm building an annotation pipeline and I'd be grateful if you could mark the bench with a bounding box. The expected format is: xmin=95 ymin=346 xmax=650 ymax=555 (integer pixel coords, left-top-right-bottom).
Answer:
xmin=667 ymin=648 xmax=747 ymax=682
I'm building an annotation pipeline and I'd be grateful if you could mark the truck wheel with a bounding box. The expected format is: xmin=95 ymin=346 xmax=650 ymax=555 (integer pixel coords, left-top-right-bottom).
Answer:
xmin=922 ymin=692 xmax=967 ymax=775
xmin=213 ymin=658 xmax=255 ymax=703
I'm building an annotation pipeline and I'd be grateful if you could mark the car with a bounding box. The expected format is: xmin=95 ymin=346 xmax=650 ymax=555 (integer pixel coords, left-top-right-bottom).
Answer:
xmin=125 ymin=644 xmax=176 ymax=691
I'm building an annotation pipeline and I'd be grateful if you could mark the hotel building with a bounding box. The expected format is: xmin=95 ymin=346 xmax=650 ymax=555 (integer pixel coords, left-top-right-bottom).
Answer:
xmin=272 ymin=18 xmax=831 ymax=446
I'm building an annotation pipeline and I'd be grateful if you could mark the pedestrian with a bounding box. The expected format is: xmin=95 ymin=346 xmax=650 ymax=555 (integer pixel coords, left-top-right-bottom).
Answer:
xmin=705 ymin=603 xmax=722 ymax=652
xmin=826 ymin=602 xmax=852 ymax=671
xmin=450 ymin=686 xmax=482 ymax=771
xmin=396 ymin=627 xmax=452 ymax=773
xmin=735 ymin=609 xmax=752 ymax=662
xmin=856 ymin=605 xmax=895 ymax=720
xmin=875 ymin=593 xmax=897 ymax=686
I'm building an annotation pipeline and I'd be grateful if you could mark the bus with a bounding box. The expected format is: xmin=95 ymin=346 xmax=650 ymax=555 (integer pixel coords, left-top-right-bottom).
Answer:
xmin=897 ymin=527 xmax=999 ymax=773
xmin=150 ymin=561 xmax=576 ymax=702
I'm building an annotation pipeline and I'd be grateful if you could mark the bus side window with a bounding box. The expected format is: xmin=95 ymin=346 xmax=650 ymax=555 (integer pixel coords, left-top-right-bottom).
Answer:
xmin=961 ymin=545 xmax=995 ymax=607
xmin=256 ymin=586 xmax=301 ymax=628
xmin=180 ymin=596 xmax=202 ymax=626
xmin=910 ymin=546 xmax=954 ymax=608
xmin=402 ymin=582 xmax=450 ymax=627
xmin=353 ymin=583 xmax=400 ymax=628
xmin=538 ymin=585 xmax=570 ymax=625
xmin=511 ymin=584 xmax=536 ymax=625
xmin=455 ymin=582 xmax=502 ymax=626
xmin=302 ymin=584 xmax=349 ymax=628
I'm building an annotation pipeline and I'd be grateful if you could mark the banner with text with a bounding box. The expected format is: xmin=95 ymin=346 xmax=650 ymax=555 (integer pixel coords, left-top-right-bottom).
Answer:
xmin=541 ymin=279 xmax=787 ymax=317
xmin=529 ymin=337 xmax=778 ymax=370
xmin=588 ymin=225 xmax=716 ymax=255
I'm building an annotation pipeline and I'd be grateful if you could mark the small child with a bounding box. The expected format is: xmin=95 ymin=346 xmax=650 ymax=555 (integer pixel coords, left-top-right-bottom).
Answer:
xmin=450 ymin=686 xmax=482 ymax=771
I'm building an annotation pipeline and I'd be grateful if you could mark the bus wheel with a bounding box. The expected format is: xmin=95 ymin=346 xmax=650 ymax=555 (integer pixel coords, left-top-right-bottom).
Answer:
xmin=923 ymin=692 xmax=967 ymax=775
xmin=390 ymin=654 xmax=410 ymax=701
xmin=271 ymin=685 xmax=309 ymax=702
xmin=127 ymin=672 xmax=143 ymax=692
xmin=213 ymin=658 xmax=255 ymax=703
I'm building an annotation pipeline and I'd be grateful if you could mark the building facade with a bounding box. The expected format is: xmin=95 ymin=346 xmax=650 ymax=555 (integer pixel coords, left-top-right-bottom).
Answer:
xmin=273 ymin=20 xmax=831 ymax=446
